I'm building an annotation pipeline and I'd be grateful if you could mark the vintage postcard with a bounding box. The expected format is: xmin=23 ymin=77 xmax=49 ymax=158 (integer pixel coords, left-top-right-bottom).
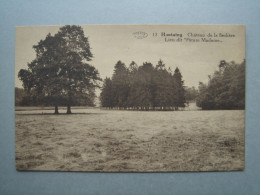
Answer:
xmin=15 ymin=24 xmax=245 ymax=172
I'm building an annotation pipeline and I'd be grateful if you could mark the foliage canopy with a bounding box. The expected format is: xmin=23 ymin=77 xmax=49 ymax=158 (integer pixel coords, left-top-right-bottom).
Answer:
xmin=18 ymin=25 xmax=101 ymax=113
xmin=100 ymin=60 xmax=186 ymax=110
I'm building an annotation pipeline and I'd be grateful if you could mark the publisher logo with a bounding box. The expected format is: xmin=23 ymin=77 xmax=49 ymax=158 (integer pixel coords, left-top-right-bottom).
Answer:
xmin=133 ymin=31 xmax=148 ymax=39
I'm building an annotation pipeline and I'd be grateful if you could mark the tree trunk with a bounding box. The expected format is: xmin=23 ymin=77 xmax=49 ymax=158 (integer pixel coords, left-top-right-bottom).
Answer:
xmin=54 ymin=105 xmax=59 ymax=114
xmin=67 ymin=105 xmax=72 ymax=114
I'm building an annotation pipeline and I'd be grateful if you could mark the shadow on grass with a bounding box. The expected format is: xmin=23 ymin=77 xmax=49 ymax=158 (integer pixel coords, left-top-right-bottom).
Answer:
xmin=16 ymin=113 xmax=105 ymax=116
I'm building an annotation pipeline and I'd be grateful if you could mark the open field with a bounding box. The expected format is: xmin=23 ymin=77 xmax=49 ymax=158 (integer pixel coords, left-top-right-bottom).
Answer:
xmin=15 ymin=107 xmax=245 ymax=172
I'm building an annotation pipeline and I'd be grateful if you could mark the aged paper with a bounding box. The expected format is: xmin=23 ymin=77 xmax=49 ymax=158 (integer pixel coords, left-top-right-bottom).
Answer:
xmin=15 ymin=25 xmax=245 ymax=171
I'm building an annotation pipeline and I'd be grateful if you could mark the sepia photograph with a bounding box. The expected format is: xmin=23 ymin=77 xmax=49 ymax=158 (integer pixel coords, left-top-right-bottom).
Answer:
xmin=15 ymin=24 xmax=245 ymax=172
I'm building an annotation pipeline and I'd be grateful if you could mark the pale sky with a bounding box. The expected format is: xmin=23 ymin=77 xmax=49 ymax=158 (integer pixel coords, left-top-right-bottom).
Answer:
xmin=15 ymin=24 xmax=245 ymax=89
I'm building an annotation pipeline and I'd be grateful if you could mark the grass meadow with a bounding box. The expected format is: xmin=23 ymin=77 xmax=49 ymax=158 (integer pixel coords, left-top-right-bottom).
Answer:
xmin=15 ymin=106 xmax=245 ymax=172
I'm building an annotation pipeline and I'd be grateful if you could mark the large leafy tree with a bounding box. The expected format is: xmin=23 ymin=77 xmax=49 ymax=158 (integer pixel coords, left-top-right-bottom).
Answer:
xmin=18 ymin=25 xmax=101 ymax=114
xmin=196 ymin=60 xmax=245 ymax=110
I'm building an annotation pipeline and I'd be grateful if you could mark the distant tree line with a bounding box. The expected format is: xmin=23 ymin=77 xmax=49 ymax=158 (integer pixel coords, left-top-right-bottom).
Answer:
xmin=196 ymin=60 xmax=245 ymax=110
xmin=15 ymin=87 xmax=27 ymax=106
xmin=184 ymin=86 xmax=198 ymax=102
xmin=100 ymin=60 xmax=186 ymax=110
xmin=15 ymin=87 xmax=96 ymax=107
